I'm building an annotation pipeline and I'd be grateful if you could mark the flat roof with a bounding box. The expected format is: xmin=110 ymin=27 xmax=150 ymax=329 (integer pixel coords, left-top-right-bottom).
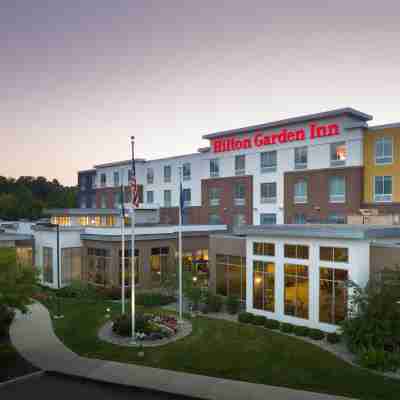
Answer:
xmin=202 ymin=107 xmax=373 ymax=140
xmin=0 ymin=233 xmax=33 ymax=242
xmin=236 ymin=224 xmax=400 ymax=240
xmin=367 ymin=122 xmax=400 ymax=131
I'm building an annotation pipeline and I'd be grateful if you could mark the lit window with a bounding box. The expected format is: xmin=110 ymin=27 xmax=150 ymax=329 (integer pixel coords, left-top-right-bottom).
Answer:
xmin=261 ymin=182 xmax=276 ymax=203
xmin=284 ymin=244 xmax=309 ymax=260
xmin=51 ymin=216 xmax=71 ymax=226
xmin=235 ymin=155 xmax=245 ymax=176
xmin=329 ymin=176 xmax=345 ymax=203
xmin=261 ymin=151 xmax=277 ymax=173
xmin=284 ymin=264 xmax=309 ymax=319
xmin=294 ymin=180 xmax=307 ymax=204
xmin=320 ymin=247 xmax=349 ymax=263
xmin=253 ymin=242 xmax=275 ymax=256
xmin=374 ymin=176 xmax=392 ymax=202
xmin=150 ymin=247 xmax=169 ymax=283
xmin=330 ymin=142 xmax=347 ymax=166
xmin=216 ymin=254 xmax=246 ymax=301
xmin=375 ymin=137 xmax=393 ymax=165
xmin=210 ymin=159 xmax=220 ymax=177
xmin=253 ymin=261 xmax=275 ymax=312
xmin=43 ymin=247 xmax=53 ymax=284
xmin=294 ymin=146 xmax=307 ymax=169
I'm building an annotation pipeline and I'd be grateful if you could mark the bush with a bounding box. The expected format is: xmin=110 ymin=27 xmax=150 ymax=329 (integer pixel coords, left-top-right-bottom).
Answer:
xmin=293 ymin=325 xmax=310 ymax=337
xmin=308 ymin=329 xmax=325 ymax=340
xmin=136 ymin=292 xmax=175 ymax=307
xmin=280 ymin=323 xmax=295 ymax=333
xmin=57 ymin=280 xmax=98 ymax=299
xmin=327 ymin=332 xmax=341 ymax=344
xmin=358 ymin=347 xmax=400 ymax=372
xmin=0 ymin=305 xmax=15 ymax=337
xmin=252 ymin=315 xmax=267 ymax=326
xmin=204 ymin=292 xmax=223 ymax=313
xmin=264 ymin=319 xmax=280 ymax=330
xmin=238 ymin=312 xmax=253 ymax=324
xmin=112 ymin=313 xmax=149 ymax=336
xmin=225 ymin=296 xmax=240 ymax=315
xmin=0 ymin=344 xmax=17 ymax=363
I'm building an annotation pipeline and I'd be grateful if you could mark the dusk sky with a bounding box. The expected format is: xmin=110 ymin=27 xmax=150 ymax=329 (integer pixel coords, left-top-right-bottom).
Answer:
xmin=2 ymin=0 xmax=400 ymax=186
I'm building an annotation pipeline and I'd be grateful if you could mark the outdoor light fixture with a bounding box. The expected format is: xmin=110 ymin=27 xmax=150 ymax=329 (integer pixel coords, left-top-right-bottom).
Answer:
xmin=192 ymin=276 xmax=198 ymax=282
xmin=255 ymin=277 xmax=262 ymax=285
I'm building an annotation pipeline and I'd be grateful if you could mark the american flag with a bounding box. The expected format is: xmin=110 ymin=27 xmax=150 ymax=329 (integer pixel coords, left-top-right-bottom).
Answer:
xmin=130 ymin=136 xmax=140 ymax=208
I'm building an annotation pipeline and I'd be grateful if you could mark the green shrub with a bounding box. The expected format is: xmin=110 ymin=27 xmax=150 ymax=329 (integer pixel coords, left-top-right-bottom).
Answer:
xmin=136 ymin=293 xmax=175 ymax=307
xmin=112 ymin=313 xmax=148 ymax=336
xmin=57 ymin=280 xmax=98 ymax=299
xmin=0 ymin=306 xmax=15 ymax=337
xmin=204 ymin=292 xmax=223 ymax=313
xmin=238 ymin=312 xmax=253 ymax=324
xmin=252 ymin=315 xmax=267 ymax=326
xmin=280 ymin=323 xmax=294 ymax=333
xmin=327 ymin=332 xmax=341 ymax=344
xmin=264 ymin=319 xmax=280 ymax=330
xmin=225 ymin=296 xmax=240 ymax=315
xmin=293 ymin=325 xmax=310 ymax=337
xmin=308 ymin=329 xmax=325 ymax=340
xmin=358 ymin=347 xmax=400 ymax=372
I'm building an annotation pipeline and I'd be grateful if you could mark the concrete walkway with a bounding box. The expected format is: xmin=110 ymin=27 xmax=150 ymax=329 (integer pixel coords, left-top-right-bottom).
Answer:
xmin=10 ymin=303 xmax=354 ymax=400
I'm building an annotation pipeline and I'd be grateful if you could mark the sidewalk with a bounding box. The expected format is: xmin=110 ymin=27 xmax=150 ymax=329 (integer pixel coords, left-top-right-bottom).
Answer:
xmin=10 ymin=302 xmax=354 ymax=400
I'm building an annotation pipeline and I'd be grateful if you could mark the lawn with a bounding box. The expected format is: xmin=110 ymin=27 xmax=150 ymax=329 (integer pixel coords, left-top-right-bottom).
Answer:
xmin=46 ymin=299 xmax=400 ymax=400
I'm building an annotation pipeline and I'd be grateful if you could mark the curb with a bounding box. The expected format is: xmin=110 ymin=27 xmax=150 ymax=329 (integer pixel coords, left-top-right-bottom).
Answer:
xmin=0 ymin=371 xmax=44 ymax=388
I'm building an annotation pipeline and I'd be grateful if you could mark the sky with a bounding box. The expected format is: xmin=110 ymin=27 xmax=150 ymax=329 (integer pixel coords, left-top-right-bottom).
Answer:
xmin=1 ymin=0 xmax=400 ymax=186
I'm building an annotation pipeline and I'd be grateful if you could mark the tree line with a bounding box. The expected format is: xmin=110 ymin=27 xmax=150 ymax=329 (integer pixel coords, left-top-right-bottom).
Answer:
xmin=0 ymin=176 xmax=77 ymax=220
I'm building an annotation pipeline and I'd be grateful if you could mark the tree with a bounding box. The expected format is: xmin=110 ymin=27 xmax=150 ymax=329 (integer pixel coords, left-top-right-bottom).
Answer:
xmin=0 ymin=248 xmax=39 ymax=313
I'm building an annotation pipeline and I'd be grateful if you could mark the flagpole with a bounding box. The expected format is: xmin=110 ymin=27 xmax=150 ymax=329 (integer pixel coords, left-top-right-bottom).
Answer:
xmin=130 ymin=136 xmax=136 ymax=341
xmin=121 ymin=170 xmax=125 ymax=315
xmin=178 ymin=167 xmax=183 ymax=322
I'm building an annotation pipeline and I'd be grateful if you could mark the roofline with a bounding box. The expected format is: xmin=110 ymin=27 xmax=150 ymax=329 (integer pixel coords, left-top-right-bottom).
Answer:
xmin=367 ymin=122 xmax=400 ymax=131
xmin=202 ymin=108 xmax=373 ymax=140
xmin=43 ymin=208 xmax=122 ymax=216
xmin=93 ymin=159 xmax=146 ymax=169
xmin=78 ymin=169 xmax=96 ymax=174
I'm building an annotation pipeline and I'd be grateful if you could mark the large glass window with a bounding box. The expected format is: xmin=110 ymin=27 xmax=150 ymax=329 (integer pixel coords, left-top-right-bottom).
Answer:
xmin=260 ymin=213 xmax=276 ymax=225
xmin=235 ymin=155 xmax=245 ymax=176
xmin=164 ymin=190 xmax=172 ymax=207
xmin=320 ymin=247 xmax=349 ymax=263
xmin=330 ymin=142 xmax=347 ymax=166
xmin=294 ymin=180 xmax=307 ymax=204
xmin=294 ymin=146 xmax=307 ymax=169
xmin=51 ymin=216 xmax=71 ymax=226
xmin=182 ymin=162 xmax=191 ymax=181
xmin=164 ymin=165 xmax=171 ymax=182
xmin=100 ymin=173 xmax=106 ymax=187
xmin=147 ymin=168 xmax=154 ymax=184
xmin=284 ymin=244 xmax=309 ymax=260
xmin=182 ymin=249 xmax=209 ymax=287
xmin=260 ymin=182 xmax=277 ymax=203
xmin=234 ymin=183 xmax=245 ymax=206
xmin=210 ymin=159 xmax=220 ymax=177
xmin=150 ymin=247 xmax=170 ymax=283
xmin=319 ymin=267 xmax=348 ymax=324
xmin=209 ymin=187 xmax=221 ymax=206
xmin=182 ymin=188 xmax=191 ymax=206
xmin=329 ymin=176 xmax=345 ymax=203
xmin=61 ymin=248 xmax=82 ymax=285
xmin=261 ymin=151 xmax=277 ymax=173
xmin=216 ymin=254 xmax=246 ymax=301
xmin=16 ymin=247 xmax=33 ymax=266
xmin=375 ymin=137 xmax=393 ymax=165
xmin=146 ymin=190 xmax=154 ymax=204
xmin=284 ymin=264 xmax=309 ymax=319
xmin=118 ymin=249 xmax=139 ymax=286
xmin=43 ymin=247 xmax=53 ymax=283
xmin=253 ymin=242 xmax=275 ymax=256
xmin=253 ymin=261 xmax=275 ymax=312
xmin=374 ymin=176 xmax=392 ymax=202
xmin=113 ymin=171 xmax=119 ymax=186
xmin=86 ymin=248 xmax=111 ymax=286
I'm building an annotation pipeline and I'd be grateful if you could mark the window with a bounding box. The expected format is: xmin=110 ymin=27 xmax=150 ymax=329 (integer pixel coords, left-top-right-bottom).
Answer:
xmin=146 ymin=190 xmax=154 ymax=204
xmin=119 ymin=249 xmax=139 ymax=286
xmin=87 ymin=247 xmax=111 ymax=286
xmin=328 ymin=213 xmax=346 ymax=224
xmin=209 ymin=187 xmax=221 ymax=206
xmin=261 ymin=151 xmax=277 ymax=173
xmin=51 ymin=216 xmax=71 ymax=226
xmin=100 ymin=193 xmax=107 ymax=208
xmin=100 ymin=173 xmax=106 ymax=187
xmin=284 ymin=264 xmax=309 ymax=319
xmin=164 ymin=190 xmax=171 ymax=207
xmin=294 ymin=214 xmax=306 ymax=224
xmin=320 ymin=247 xmax=349 ymax=263
xmin=294 ymin=146 xmax=307 ymax=169
xmin=329 ymin=176 xmax=345 ymax=203
xmin=150 ymin=247 xmax=170 ymax=283
xmin=80 ymin=198 xmax=86 ymax=209
xmin=114 ymin=191 xmax=122 ymax=208
xmin=61 ymin=248 xmax=82 ymax=285
xmin=16 ymin=247 xmax=33 ymax=267
xmin=182 ymin=188 xmax=191 ymax=206
xmin=182 ymin=162 xmax=191 ymax=181
xmin=113 ymin=171 xmax=119 ymax=186
xmin=319 ymin=267 xmax=348 ymax=324
xmin=235 ymin=155 xmax=245 ymax=175
xmin=43 ymin=247 xmax=53 ymax=284
xmin=375 ymin=137 xmax=393 ymax=165
xmin=233 ymin=214 xmax=246 ymax=227
xmin=284 ymin=244 xmax=309 ymax=259
xmin=209 ymin=213 xmax=222 ymax=225
xmin=216 ymin=255 xmax=246 ymax=301
xmin=294 ymin=180 xmax=307 ymax=204
xmin=253 ymin=242 xmax=275 ymax=256
xmin=234 ymin=183 xmax=245 ymax=206
xmin=374 ymin=176 xmax=392 ymax=202
xmin=182 ymin=249 xmax=209 ymax=287
xmin=210 ymin=159 xmax=220 ymax=177
xmin=164 ymin=165 xmax=171 ymax=183
xmin=261 ymin=182 xmax=276 ymax=203
xmin=147 ymin=168 xmax=154 ymax=184
xmin=330 ymin=142 xmax=347 ymax=166
xmin=253 ymin=261 xmax=275 ymax=312
xmin=260 ymin=213 xmax=276 ymax=225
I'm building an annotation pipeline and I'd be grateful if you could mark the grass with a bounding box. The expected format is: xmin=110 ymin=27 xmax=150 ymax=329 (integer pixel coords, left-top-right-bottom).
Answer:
xmin=45 ymin=298 xmax=400 ymax=400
